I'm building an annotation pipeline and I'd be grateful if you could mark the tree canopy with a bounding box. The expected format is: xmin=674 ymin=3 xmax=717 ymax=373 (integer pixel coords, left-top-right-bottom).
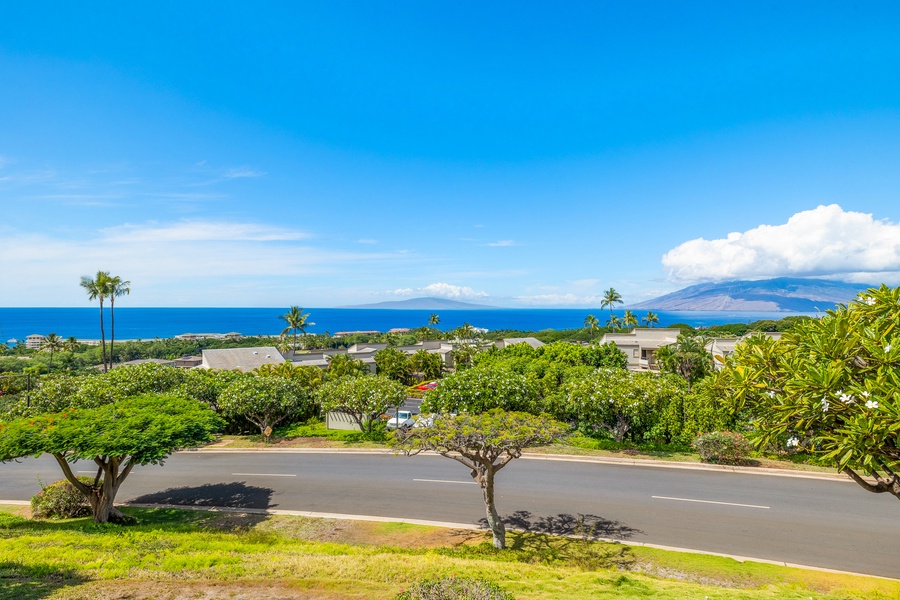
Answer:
xmin=0 ymin=394 xmax=222 ymax=523
xmin=317 ymin=374 xmax=406 ymax=435
xmin=718 ymin=285 xmax=900 ymax=500
xmin=392 ymin=409 xmax=569 ymax=549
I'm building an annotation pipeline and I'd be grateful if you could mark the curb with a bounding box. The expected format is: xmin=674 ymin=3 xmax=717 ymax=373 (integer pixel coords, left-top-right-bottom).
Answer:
xmin=188 ymin=446 xmax=850 ymax=482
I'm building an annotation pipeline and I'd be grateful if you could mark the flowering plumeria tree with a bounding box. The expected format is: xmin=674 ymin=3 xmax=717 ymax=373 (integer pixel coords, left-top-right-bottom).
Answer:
xmin=720 ymin=284 xmax=900 ymax=500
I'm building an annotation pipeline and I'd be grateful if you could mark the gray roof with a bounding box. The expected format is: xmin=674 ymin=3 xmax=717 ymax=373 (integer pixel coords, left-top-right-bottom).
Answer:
xmin=201 ymin=346 xmax=285 ymax=372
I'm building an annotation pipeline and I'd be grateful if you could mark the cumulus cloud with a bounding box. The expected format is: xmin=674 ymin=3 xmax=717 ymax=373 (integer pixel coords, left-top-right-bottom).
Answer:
xmin=389 ymin=282 xmax=489 ymax=299
xmin=662 ymin=205 xmax=900 ymax=283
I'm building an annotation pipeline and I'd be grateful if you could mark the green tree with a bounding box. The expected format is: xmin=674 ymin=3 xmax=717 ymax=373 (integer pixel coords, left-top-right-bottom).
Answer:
xmin=280 ymin=306 xmax=312 ymax=354
xmin=409 ymin=349 xmax=443 ymax=380
xmin=656 ymin=333 xmax=713 ymax=390
xmin=719 ymin=285 xmax=900 ymax=501
xmin=392 ymin=409 xmax=569 ymax=549
xmin=39 ymin=333 xmax=65 ymax=371
xmin=622 ymin=310 xmax=638 ymax=329
xmin=600 ymin=288 xmax=624 ymax=331
xmin=374 ymin=347 xmax=413 ymax=384
xmin=421 ymin=367 xmax=538 ymax=414
xmin=641 ymin=311 xmax=660 ymax=328
xmin=326 ymin=353 xmax=370 ymax=379
xmin=583 ymin=314 xmax=599 ymax=341
xmin=317 ymin=375 xmax=406 ymax=435
xmin=105 ymin=274 xmax=130 ymax=369
xmin=0 ymin=394 xmax=222 ymax=523
xmin=80 ymin=271 xmax=111 ymax=371
xmin=219 ymin=375 xmax=314 ymax=441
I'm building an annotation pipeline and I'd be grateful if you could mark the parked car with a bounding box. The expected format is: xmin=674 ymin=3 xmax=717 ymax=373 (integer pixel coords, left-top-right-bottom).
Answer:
xmin=417 ymin=381 xmax=438 ymax=391
xmin=386 ymin=410 xmax=415 ymax=429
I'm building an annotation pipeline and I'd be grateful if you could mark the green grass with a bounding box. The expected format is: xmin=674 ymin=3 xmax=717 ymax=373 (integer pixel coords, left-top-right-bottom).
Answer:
xmin=0 ymin=505 xmax=896 ymax=600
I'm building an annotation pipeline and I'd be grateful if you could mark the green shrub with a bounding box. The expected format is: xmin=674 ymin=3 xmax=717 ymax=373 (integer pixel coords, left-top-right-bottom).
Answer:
xmin=395 ymin=577 xmax=514 ymax=600
xmin=693 ymin=431 xmax=752 ymax=465
xmin=31 ymin=477 xmax=92 ymax=519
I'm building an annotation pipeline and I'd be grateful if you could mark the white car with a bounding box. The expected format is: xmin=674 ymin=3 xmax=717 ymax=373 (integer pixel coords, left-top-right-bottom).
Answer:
xmin=386 ymin=410 xmax=415 ymax=429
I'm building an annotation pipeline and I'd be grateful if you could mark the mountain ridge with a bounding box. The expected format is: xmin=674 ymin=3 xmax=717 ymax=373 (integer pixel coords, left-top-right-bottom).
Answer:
xmin=628 ymin=278 xmax=872 ymax=312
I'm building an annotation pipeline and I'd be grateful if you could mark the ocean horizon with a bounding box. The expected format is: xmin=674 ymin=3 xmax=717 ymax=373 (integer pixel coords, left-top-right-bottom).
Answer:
xmin=0 ymin=307 xmax=815 ymax=343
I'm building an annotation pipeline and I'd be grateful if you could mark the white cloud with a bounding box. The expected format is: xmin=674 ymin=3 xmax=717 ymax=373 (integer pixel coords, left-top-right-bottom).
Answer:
xmin=388 ymin=282 xmax=489 ymax=299
xmin=513 ymin=293 xmax=603 ymax=306
xmin=486 ymin=240 xmax=517 ymax=247
xmin=224 ymin=166 xmax=266 ymax=179
xmin=100 ymin=220 xmax=309 ymax=243
xmin=662 ymin=205 xmax=900 ymax=283
xmin=0 ymin=219 xmax=400 ymax=306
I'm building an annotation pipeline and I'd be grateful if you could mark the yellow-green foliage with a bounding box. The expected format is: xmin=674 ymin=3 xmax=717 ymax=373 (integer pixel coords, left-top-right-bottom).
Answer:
xmin=1 ymin=506 xmax=897 ymax=600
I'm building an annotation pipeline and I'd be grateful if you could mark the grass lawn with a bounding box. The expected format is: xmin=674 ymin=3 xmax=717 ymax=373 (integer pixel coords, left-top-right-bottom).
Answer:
xmin=1 ymin=504 xmax=896 ymax=600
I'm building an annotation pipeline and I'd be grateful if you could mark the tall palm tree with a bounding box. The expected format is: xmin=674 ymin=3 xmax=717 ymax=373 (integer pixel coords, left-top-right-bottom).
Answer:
xmin=105 ymin=275 xmax=130 ymax=370
xmin=623 ymin=310 xmax=638 ymax=330
xmin=606 ymin=315 xmax=623 ymax=331
xmin=641 ymin=311 xmax=659 ymax=328
xmin=427 ymin=313 xmax=441 ymax=341
xmin=583 ymin=314 xmax=599 ymax=340
xmin=80 ymin=271 xmax=111 ymax=371
xmin=39 ymin=333 xmax=65 ymax=371
xmin=600 ymin=288 xmax=624 ymax=331
xmin=280 ymin=306 xmax=311 ymax=353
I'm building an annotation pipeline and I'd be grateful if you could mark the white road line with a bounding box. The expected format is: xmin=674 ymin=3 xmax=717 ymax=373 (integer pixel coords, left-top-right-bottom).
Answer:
xmin=413 ymin=478 xmax=477 ymax=485
xmin=652 ymin=496 xmax=770 ymax=509
xmin=231 ymin=473 xmax=297 ymax=477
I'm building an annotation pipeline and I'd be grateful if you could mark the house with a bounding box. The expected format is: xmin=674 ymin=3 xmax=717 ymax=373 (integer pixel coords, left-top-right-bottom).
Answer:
xmin=173 ymin=355 xmax=203 ymax=369
xmin=200 ymin=346 xmax=285 ymax=372
xmin=598 ymin=328 xmax=681 ymax=371
xmin=25 ymin=334 xmax=45 ymax=349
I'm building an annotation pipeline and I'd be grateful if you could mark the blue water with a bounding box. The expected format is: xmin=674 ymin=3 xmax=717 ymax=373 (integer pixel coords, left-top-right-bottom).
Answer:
xmin=0 ymin=307 xmax=813 ymax=343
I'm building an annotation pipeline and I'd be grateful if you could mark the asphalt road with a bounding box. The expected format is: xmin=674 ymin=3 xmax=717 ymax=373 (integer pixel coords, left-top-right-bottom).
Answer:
xmin=2 ymin=451 xmax=899 ymax=578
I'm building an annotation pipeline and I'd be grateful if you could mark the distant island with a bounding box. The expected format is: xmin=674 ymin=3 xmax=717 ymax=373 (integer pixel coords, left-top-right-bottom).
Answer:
xmin=629 ymin=277 xmax=871 ymax=312
xmin=341 ymin=296 xmax=500 ymax=310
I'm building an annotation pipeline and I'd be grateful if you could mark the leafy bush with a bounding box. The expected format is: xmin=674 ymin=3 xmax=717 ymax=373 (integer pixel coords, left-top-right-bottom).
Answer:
xmin=31 ymin=477 xmax=92 ymax=519
xmin=693 ymin=431 xmax=753 ymax=465
xmin=395 ymin=577 xmax=514 ymax=600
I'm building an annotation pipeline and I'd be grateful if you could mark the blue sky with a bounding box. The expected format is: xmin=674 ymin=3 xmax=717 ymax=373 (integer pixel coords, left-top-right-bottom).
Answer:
xmin=2 ymin=2 xmax=900 ymax=307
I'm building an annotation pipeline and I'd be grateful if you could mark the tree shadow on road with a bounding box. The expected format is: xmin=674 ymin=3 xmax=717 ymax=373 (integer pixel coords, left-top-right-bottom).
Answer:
xmin=0 ymin=562 xmax=87 ymax=600
xmin=128 ymin=481 xmax=276 ymax=511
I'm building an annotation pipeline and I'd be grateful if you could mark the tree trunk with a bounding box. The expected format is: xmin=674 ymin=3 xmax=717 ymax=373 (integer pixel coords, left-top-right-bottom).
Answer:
xmin=476 ymin=465 xmax=506 ymax=549
xmin=109 ymin=297 xmax=116 ymax=370
xmin=98 ymin=299 xmax=108 ymax=372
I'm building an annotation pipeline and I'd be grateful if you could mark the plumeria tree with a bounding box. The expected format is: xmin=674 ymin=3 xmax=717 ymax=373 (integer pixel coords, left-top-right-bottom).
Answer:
xmin=219 ymin=374 xmax=314 ymax=441
xmin=392 ymin=409 xmax=569 ymax=549
xmin=719 ymin=285 xmax=900 ymax=500
xmin=421 ymin=367 xmax=539 ymax=414
xmin=317 ymin=374 xmax=406 ymax=435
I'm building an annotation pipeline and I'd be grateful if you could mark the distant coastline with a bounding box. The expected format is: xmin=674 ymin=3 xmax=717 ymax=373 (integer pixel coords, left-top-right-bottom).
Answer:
xmin=0 ymin=306 xmax=815 ymax=344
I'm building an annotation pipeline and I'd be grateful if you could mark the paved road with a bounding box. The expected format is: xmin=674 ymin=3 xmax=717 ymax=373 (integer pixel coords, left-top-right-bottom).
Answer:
xmin=2 ymin=451 xmax=899 ymax=578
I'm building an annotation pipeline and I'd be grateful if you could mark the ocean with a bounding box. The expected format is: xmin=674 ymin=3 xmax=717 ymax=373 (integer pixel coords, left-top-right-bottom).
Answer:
xmin=0 ymin=307 xmax=813 ymax=343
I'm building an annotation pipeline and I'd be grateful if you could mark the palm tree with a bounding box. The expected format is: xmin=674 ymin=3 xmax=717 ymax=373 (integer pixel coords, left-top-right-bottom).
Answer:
xmin=600 ymin=288 xmax=624 ymax=331
xmin=623 ymin=310 xmax=638 ymax=330
xmin=40 ymin=333 xmax=65 ymax=371
xmin=583 ymin=314 xmax=599 ymax=340
xmin=427 ymin=313 xmax=441 ymax=341
xmin=280 ymin=306 xmax=311 ymax=354
xmin=641 ymin=311 xmax=659 ymax=328
xmin=65 ymin=336 xmax=80 ymax=353
xmin=606 ymin=315 xmax=623 ymax=331
xmin=80 ymin=271 xmax=111 ymax=371
xmin=105 ymin=275 xmax=130 ymax=370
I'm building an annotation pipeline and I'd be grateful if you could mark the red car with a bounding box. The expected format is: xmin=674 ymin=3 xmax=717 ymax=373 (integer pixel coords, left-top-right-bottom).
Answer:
xmin=417 ymin=381 xmax=438 ymax=391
